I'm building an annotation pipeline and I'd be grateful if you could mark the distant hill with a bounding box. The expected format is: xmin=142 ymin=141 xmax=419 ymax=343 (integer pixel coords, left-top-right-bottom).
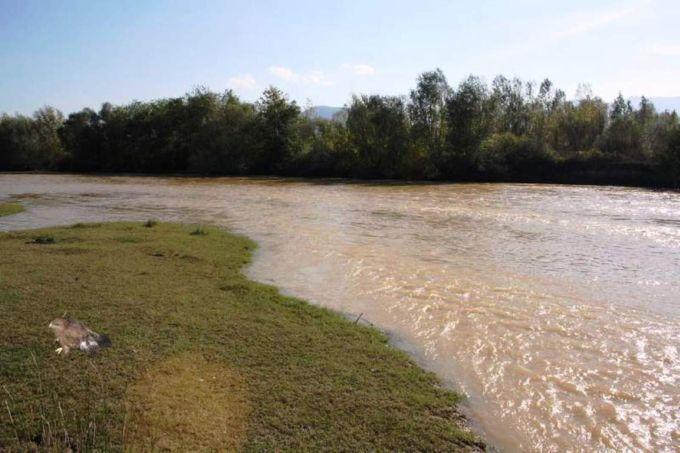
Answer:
xmin=304 ymin=105 xmax=345 ymax=120
xmin=629 ymin=97 xmax=680 ymax=113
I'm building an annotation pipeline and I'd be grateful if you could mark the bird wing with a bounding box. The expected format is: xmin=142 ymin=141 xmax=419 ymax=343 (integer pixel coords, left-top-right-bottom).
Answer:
xmin=81 ymin=326 xmax=111 ymax=352
xmin=60 ymin=321 xmax=90 ymax=348
xmin=87 ymin=329 xmax=111 ymax=347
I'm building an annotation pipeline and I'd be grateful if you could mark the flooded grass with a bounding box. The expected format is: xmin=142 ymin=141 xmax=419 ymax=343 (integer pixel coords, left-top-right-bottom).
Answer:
xmin=0 ymin=221 xmax=481 ymax=450
xmin=0 ymin=202 xmax=24 ymax=217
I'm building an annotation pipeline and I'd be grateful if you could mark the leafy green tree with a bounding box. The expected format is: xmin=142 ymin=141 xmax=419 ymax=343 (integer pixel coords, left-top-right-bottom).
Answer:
xmin=527 ymin=79 xmax=564 ymax=146
xmin=188 ymin=91 xmax=258 ymax=174
xmin=0 ymin=71 xmax=678 ymax=187
xmin=601 ymin=93 xmax=642 ymax=160
xmin=408 ymin=69 xmax=451 ymax=164
xmin=443 ymin=75 xmax=492 ymax=175
xmin=59 ymin=108 xmax=103 ymax=170
xmin=0 ymin=108 xmax=64 ymax=170
xmin=548 ymin=96 xmax=607 ymax=153
xmin=635 ymin=96 xmax=658 ymax=158
xmin=489 ymin=76 xmax=532 ymax=136
xmin=347 ymin=95 xmax=411 ymax=178
xmin=32 ymin=107 xmax=65 ymax=168
xmin=657 ymin=126 xmax=680 ymax=187
xmin=295 ymin=117 xmax=351 ymax=176
xmin=647 ymin=111 xmax=679 ymax=160
xmin=0 ymin=114 xmax=33 ymax=170
xmin=254 ymin=87 xmax=302 ymax=172
xmin=610 ymin=93 xmax=633 ymax=121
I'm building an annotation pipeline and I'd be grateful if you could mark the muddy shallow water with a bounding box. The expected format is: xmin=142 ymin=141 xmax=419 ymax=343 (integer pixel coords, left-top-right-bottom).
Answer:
xmin=1 ymin=174 xmax=678 ymax=452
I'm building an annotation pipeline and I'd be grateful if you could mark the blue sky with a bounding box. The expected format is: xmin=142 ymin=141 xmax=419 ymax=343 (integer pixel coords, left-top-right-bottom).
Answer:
xmin=1 ymin=0 xmax=679 ymax=114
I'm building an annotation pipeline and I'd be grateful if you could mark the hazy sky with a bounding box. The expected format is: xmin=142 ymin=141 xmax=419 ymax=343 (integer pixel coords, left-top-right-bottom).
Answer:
xmin=1 ymin=0 xmax=679 ymax=114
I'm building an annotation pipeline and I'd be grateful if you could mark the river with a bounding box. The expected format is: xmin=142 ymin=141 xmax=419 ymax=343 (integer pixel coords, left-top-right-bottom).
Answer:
xmin=0 ymin=174 xmax=678 ymax=452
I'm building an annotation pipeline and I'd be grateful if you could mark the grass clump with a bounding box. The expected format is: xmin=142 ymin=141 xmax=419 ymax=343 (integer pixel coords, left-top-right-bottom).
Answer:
xmin=0 ymin=202 xmax=24 ymax=218
xmin=27 ymin=235 xmax=56 ymax=244
xmin=0 ymin=222 xmax=482 ymax=451
xmin=189 ymin=226 xmax=207 ymax=236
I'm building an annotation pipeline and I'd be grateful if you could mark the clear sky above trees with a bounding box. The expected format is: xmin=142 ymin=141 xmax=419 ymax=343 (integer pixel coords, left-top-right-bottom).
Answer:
xmin=1 ymin=0 xmax=679 ymax=114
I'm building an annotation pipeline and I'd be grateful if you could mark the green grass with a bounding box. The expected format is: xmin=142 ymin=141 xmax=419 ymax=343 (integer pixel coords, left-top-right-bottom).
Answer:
xmin=0 ymin=222 xmax=482 ymax=450
xmin=0 ymin=202 xmax=24 ymax=217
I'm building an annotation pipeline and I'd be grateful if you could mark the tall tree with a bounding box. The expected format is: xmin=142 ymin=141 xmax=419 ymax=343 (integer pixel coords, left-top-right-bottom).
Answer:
xmin=60 ymin=108 xmax=103 ymax=171
xmin=188 ymin=91 xmax=258 ymax=174
xmin=602 ymin=93 xmax=642 ymax=159
xmin=347 ymin=95 xmax=410 ymax=178
xmin=443 ymin=75 xmax=492 ymax=174
xmin=255 ymin=87 xmax=302 ymax=172
xmin=489 ymin=76 xmax=531 ymax=136
xmin=658 ymin=126 xmax=680 ymax=187
xmin=31 ymin=106 xmax=65 ymax=168
xmin=408 ymin=69 xmax=451 ymax=163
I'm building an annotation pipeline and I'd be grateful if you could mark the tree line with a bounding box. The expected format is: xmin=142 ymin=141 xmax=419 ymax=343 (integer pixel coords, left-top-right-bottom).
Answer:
xmin=1 ymin=69 xmax=679 ymax=187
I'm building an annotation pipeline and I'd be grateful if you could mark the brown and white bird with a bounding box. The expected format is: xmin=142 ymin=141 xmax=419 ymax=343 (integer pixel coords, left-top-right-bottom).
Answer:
xmin=48 ymin=317 xmax=111 ymax=355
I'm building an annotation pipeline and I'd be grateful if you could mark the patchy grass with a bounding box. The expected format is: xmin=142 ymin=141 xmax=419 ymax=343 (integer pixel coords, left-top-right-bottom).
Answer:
xmin=0 ymin=202 xmax=24 ymax=218
xmin=0 ymin=222 xmax=482 ymax=451
xmin=124 ymin=353 xmax=250 ymax=450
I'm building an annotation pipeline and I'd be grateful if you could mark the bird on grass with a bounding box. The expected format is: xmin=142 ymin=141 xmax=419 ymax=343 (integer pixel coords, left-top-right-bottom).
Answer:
xmin=48 ymin=317 xmax=111 ymax=356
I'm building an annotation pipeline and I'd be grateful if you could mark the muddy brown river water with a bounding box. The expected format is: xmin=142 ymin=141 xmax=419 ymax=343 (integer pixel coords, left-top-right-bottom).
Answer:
xmin=1 ymin=174 xmax=678 ymax=451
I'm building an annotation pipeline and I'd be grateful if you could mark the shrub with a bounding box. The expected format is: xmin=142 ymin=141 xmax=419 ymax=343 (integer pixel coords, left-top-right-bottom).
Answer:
xmin=477 ymin=133 xmax=555 ymax=178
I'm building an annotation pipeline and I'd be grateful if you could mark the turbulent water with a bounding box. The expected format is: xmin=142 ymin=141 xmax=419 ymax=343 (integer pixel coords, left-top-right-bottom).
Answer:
xmin=1 ymin=174 xmax=678 ymax=452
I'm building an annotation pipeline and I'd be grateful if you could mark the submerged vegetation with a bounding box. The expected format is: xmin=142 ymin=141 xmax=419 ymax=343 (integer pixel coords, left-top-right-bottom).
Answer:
xmin=1 ymin=70 xmax=679 ymax=187
xmin=0 ymin=222 xmax=481 ymax=450
xmin=0 ymin=202 xmax=24 ymax=217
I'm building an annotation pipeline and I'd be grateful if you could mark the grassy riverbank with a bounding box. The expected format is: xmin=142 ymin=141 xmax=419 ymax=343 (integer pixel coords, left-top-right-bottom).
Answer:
xmin=0 ymin=202 xmax=23 ymax=217
xmin=0 ymin=222 xmax=482 ymax=450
